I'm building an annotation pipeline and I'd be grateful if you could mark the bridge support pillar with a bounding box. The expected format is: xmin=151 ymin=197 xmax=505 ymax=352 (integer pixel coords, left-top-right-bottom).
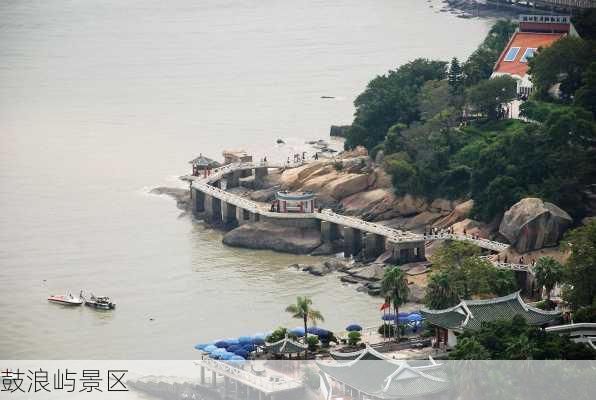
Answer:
xmin=211 ymin=371 xmax=216 ymax=387
xmin=191 ymin=187 xmax=205 ymax=214
xmin=224 ymin=171 xmax=241 ymax=188
xmin=254 ymin=167 xmax=268 ymax=181
xmin=364 ymin=233 xmax=385 ymax=260
xmin=200 ymin=366 xmax=205 ymax=385
xmin=204 ymin=194 xmax=222 ymax=224
xmin=221 ymin=201 xmax=237 ymax=226
xmin=391 ymin=241 xmax=426 ymax=264
xmin=343 ymin=227 xmax=362 ymax=258
xmin=249 ymin=211 xmax=260 ymax=223
xmin=321 ymin=221 xmax=339 ymax=242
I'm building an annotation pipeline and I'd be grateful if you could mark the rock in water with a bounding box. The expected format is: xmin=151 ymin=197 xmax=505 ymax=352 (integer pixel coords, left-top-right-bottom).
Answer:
xmin=223 ymin=222 xmax=322 ymax=254
xmin=499 ymin=198 xmax=573 ymax=253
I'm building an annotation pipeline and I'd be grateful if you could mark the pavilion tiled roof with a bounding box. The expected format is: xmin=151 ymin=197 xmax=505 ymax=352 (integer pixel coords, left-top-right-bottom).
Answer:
xmin=317 ymin=356 xmax=450 ymax=399
xmin=263 ymin=336 xmax=307 ymax=354
xmin=421 ymin=292 xmax=561 ymax=332
xmin=493 ymin=31 xmax=564 ymax=78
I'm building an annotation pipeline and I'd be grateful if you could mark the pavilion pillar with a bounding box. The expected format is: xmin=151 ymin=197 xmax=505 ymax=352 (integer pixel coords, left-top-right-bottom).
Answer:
xmin=204 ymin=194 xmax=222 ymax=224
xmin=191 ymin=187 xmax=205 ymax=214
xmin=221 ymin=201 xmax=237 ymax=226
xmin=211 ymin=371 xmax=216 ymax=387
xmin=343 ymin=227 xmax=362 ymax=258
xmin=321 ymin=221 xmax=339 ymax=242
xmin=364 ymin=233 xmax=385 ymax=260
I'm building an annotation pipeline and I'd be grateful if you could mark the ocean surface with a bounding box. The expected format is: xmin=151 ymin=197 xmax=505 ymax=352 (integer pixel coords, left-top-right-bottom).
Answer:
xmin=0 ymin=0 xmax=493 ymax=359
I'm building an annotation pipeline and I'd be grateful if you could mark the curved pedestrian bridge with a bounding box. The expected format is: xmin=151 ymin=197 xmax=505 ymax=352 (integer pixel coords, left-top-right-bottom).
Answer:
xmin=183 ymin=161 xmax=516 ymax=268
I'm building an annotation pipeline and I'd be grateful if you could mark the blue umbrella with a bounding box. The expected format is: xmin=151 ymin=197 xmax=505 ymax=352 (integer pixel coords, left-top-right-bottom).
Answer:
xmin=220 ymin=352 xmax=235 ymax=360
xmin=238 ymin=336 xmax=252 ymax=344
xmin=194 ymin=342 xmax=212 ymax=351
xmin=406 ymin=313 xmax=423 ymax=323
xmin=214 ymin=340 xmax=228 ymax=348
xmin=307 ymin=327 xmax=331 ymax=337
xmin=242 ymin=344 xmax=256 ymax=352
xmin=204 ymin=345 xmax=218 ymax=353
xmin=346 ymin=324 xmax=362 ymax=332
xmin=226 ymin=338 xmax=240 ymax=346
xmin=290 ymin=327 xmax=305 ymax=337
xmin=233 ymin=349 xmax=249 ymax=358
xmin=227 ymin=344 xmax=242 ymax=353
xmin=251 ymin=336 xmax=265 ymax=345
xmin=382 ymin=312 xmax=410 ymax=322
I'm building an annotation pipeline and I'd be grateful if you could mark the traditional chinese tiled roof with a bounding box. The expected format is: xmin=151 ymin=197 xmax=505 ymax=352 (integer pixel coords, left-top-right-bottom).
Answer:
xmin=493 ymin=31 xmax=564 ymax=78
xmin=263 ymin=336 xmax=307 ymax=354
xmin=330 ymin=344 xmax=394 ymax=362
xmin=188 ymin=154 xmax=218 ymax=167
xmin=421 ymin=292 xmax=561 ymax=332
xmin=317 ymin=356 xmax=449 ymax=399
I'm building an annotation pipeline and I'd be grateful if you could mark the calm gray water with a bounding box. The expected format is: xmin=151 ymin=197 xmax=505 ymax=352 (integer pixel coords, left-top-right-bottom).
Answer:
xmin=0 ymin=0 xmax=492 ymax=359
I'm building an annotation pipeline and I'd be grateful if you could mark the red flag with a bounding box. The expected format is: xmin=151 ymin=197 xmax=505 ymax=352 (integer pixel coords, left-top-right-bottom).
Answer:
xmin=380 ymin=302 xmax=390 ymax=311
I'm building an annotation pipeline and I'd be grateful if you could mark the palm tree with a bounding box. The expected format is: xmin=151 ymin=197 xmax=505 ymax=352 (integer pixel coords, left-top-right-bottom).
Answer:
xmin=381 ymin=267 xmax=409 ymax=341
xmin=285 ymin=296 xmax=324 ymax=359
xmin=533 ymin=256 xmax=564 ymax=303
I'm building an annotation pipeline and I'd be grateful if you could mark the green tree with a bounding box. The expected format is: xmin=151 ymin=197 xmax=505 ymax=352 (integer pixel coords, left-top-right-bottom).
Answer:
xmin=430 ymin=241 xmax=481 ymax=268
xmin=418 ymin=80 xmax=452 ymax=121
xmin=449 ymin=337 xmax=491 ymax=360
xmin=424 ymin=269 xmax=459 ymax=309
xmin=561 ymin=222 xmax=596 ymax=308
xmin=383 ymin=154 xmax=419 ymax=195
xmin=528 ymin=36 xmax=594 ymax=101
xmin=574 ymin=62 xmax=596 ymax=116
xmin=466 ymin=76 xmax=517 ymax=120
xmin=345 ymin=59 xmax=447 ymax=150
xmin=462 ymin=20 xmax=516 ymax=86
xmin=285 ymin=296 xmax=324 ymax=359
xmin=533 ymin=257 xmax=564 ymax=302
xmin=381 ymin=267 xmax=410 ymax=340
xmin=448 ymin=57 xmax=464 ymax=97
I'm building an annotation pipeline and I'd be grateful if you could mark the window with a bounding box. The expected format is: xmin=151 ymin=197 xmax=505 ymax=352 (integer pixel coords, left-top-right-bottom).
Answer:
xmin=520 ymin=48 xmax=536 ymax=63
xmin=503 ymin=47 xmax=520 ymax=62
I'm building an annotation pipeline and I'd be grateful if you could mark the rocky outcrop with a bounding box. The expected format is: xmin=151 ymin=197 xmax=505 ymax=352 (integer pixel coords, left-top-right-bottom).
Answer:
xmin=434 ymin=199 xmax=474 ymax=229
xmin=499 ymin=198 xmax=573 ymax=253
xmin=223 ymin=222 xmax=322 ymax=254
xmin=323 ymin=173 xmax=369 ymax=200
xmin=151 ymin=187 xmax=191 ymax=211
xmin=330 ymin=125 xmax=350 ymax=138
xmin=452 ymin=218 xmax=492 ymax=237
xmin=249 ymin=186 xmax=279 ymax=203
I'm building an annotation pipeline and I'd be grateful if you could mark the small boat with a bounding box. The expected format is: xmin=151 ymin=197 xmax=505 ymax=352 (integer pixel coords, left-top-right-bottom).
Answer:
xmin=83 ymin=293 xmax=116 ymax=310
xmin=48 ymin=293 xmax=83 ymax=306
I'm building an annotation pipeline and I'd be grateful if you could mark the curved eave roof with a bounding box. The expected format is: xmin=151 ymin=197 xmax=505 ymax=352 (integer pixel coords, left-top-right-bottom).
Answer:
xmin=264 ymin=337 xmax=307 ymax=354
xmin=421 ymin=292 xmax=561 ymax=331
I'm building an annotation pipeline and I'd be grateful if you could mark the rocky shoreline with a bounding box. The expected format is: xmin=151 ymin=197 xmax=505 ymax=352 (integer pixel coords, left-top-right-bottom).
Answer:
xmin=151 ymin=144 xmax=591 ymax=305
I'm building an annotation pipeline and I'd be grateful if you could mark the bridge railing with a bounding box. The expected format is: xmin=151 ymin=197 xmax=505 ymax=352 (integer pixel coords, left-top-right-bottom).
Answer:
xmin=188 ymin=162 xmax=511 ymax=250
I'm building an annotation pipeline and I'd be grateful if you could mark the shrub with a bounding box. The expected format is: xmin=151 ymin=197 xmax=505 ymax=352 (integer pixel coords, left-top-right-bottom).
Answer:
xmin=306 ymin=335 xmax=320 ymax=350
xmin=347 ymin=331 xmax=362 ymax=346
xmin=573 ymin=305 xmax=596 ymax=323
xmin=333 ymin=161 xmax=344 ymax=171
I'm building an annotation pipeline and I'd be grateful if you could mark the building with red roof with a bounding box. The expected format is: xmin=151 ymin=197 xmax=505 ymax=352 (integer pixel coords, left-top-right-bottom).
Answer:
xmin=491 ymin=15 xmax=576 ymax=97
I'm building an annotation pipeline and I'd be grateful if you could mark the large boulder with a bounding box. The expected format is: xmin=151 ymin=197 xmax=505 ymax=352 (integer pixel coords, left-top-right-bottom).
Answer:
xmin=322 ymin=173 xmax=369 ymax=201
xmin=499 ymin=198 xmax=573 ymax=253
xmin=280 ymin=161 xmax=330 ymax=190
xmin=393 ymin=194 xmax=428 ymax=217
xmin=340 ymin=189 xmax=395 ymax=217
xmin=434 ymin=199 xmax=474 ymax=229
xmin=223 ymin=222 xmax=322 ymax=254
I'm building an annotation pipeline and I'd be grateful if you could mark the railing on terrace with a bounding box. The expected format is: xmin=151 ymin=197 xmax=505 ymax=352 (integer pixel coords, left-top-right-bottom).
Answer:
xmin=194 ymin=359 xmax=302 ymax=393
xmin=185 ymin=162 xmax=511 ymax=250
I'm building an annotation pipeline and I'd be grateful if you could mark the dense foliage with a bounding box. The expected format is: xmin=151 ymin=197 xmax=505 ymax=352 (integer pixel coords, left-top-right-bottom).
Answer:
xmin=449 ymin=315 xmax=596 ymax=360
xmin=345 ymin=19 xmax=596 ymax=222
xmin=561 ymin=221 xmax=596 ymax=309
xmin=424 ymin=242 xmax=517 ymax=309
